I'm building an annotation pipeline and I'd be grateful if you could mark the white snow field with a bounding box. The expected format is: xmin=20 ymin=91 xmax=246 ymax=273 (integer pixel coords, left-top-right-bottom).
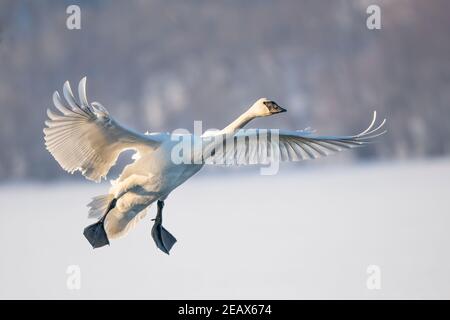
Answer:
xmin=0 ymin=159 xmax=449 ymax=299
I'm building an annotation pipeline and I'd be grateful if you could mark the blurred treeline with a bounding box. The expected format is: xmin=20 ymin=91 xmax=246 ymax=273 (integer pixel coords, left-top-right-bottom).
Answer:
xmin=0 ymin=0 xmax=449 ymax=181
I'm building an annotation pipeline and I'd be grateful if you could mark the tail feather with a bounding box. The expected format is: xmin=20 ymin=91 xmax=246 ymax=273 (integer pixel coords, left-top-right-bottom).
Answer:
xmin=87 ymin=194 xmax=114 ymax=219
xmin=104 ymin=207 xmax=148 ymax=239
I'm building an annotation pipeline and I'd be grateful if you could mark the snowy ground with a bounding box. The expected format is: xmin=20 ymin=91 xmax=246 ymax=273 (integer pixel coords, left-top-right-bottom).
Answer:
xmin=1 ymin=159 xmax=450 ymax=299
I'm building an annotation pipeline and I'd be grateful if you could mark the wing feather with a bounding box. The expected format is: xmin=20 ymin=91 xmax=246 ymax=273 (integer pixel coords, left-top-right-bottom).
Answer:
xmin=202 ymin=111 xmax=386 ymax=166
xmin=44 ymin=77 xmax=162 ymax=182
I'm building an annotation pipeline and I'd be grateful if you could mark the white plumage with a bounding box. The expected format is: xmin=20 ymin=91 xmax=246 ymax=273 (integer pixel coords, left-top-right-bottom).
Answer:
xmin=44 ymin=77 xmax=386 ymax=252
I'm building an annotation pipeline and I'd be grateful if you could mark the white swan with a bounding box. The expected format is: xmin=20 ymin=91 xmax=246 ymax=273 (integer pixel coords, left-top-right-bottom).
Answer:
xmin=44 ymin=77 xmax=386 ymax=254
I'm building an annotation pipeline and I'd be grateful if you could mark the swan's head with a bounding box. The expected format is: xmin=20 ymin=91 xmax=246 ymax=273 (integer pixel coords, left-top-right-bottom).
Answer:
xmin=249 ymin=98 xmax=287 ymax=117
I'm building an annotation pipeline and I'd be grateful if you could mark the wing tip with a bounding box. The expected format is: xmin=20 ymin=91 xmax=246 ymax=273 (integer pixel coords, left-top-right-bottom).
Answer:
xmin=63 ymin=80 xmax=71 ymax=90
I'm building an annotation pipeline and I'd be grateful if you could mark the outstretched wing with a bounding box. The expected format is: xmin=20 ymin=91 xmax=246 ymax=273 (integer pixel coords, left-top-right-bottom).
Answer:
xmin=44 ymin=77 xmax=162 ymax=182
xmin=201 ymin=111 xmax=386 ymax=165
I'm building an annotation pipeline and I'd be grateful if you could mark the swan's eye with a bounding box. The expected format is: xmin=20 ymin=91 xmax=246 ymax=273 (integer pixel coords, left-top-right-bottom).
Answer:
xmin=263 ymin=101 xmax=274 ymax=108
xmin=263 ymin=101 xmax=277 ymax=110
xmin=263 ymin=100 xmax=286 ymax=114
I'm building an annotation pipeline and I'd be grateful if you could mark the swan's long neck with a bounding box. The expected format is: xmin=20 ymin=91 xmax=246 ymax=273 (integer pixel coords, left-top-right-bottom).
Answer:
xmin=221 ymin=110 xmax=257 ymax=135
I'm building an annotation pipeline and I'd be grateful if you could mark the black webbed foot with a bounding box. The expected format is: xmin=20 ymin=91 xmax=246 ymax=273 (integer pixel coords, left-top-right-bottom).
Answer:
xmin=152 ymin=224 xmax=177 ymax=254
xmin=83 ymin=198 xmax=116 ymax=249
xmin=83 ymin=219 xmax=110 ymax=248
xmin=151 ymin=200 xmax=177 ymax=254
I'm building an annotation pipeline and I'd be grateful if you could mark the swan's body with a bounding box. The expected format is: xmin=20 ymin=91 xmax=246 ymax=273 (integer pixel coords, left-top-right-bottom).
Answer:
xmin=44 ymin=77 xmax=386 ymax=253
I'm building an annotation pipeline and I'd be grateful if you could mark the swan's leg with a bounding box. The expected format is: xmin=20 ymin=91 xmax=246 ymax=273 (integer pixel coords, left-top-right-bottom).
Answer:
xmin=83 ymin=198 xmax=117 ymax=249
xmin=151 ymin=200 xmax=177 ymax=254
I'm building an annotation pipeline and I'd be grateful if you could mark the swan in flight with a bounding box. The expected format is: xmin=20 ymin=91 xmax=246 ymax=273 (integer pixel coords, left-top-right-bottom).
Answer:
xmin=44 ymin=77 xmax=386 ymax=254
